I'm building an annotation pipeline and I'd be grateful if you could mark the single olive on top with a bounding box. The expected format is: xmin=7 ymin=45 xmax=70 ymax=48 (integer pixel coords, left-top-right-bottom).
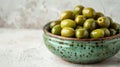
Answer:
xmin=82 ymin=7 xmax=96 ymax=18
xmin=60 ymin=11 xmax=74 ymax=20
xmin=75 ymin=15 xmax=86 ymax=26
xmin=97 ymin=16 xmax=110 ymax=28
xmin=61 ymin=27 xmax=75 ymax=37
xmin=73 ymin=5 xmax=84 ymax=16
xmin=83 ymin=18 xmax=96 ymax=31
xmin=75 ymin=28 xmax=89 ymax=38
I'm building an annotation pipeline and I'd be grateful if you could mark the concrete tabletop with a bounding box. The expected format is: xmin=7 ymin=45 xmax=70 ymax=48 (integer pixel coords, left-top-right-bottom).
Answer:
xmin=0 ymin=29 xmax=119 ymax=67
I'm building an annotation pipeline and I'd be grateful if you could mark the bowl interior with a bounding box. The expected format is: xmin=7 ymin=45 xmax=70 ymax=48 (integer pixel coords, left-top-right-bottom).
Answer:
xmin=43 ymin=22 xmax=120 ymax=41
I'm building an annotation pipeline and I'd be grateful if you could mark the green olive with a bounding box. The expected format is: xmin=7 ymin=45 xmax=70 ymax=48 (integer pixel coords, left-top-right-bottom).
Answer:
xmin=61 ymin=19 xmax=76 ymax=28
xmin=118 ymin=26 xmax=120 ymax=34
xmin=51 ymin=25 xmax=62 ymax=35
xmin=60 ymin=10 xmax=74 ymax=20
xmin=82 ymin=7 xmax=96 ymax=18
xmin=61 ymin=27 xmax=75 ymax=37
xmin=97 ymin=17 xmax=110 ymax=28
xmin=73 ymin=10 xmax=80 ymax=17
xmin=100 ymin=28 xmax=110 ymax=37
xmin=74 ymin=5 xmax=84 ymax=15
xmin=75 ymin=28 xmax=89 ymax=38
xmin=83 ymin=18 xmax=96 ymax=31
xmin=76 ymin=26 xmax=83 ymax=30
xmin=106 ymin=16 xmax=113 ymax=24
xmin=94 ymin=12 xmax=104 ymax=20
xmin=110 ymin=22 xmax=120 ymax=30
xmin=109 ymin=28 xmax=117 ymax=36
xmin=117 ymin=24 xmax=120 ymax=34
xmin=50 ymin=20 xmax=61 ymax=28
xmin=90 ymin=29 xmax=104 ymax=38
xmin=75 ymin=15 xmax=86 ymax=26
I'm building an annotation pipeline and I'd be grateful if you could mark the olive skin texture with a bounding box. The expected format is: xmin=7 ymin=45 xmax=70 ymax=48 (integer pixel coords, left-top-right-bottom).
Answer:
xmin=61 ymin=19 xmax=76 ymax=28
xmin=75 ymin=28 xmax=89 ymax=38
xmin=74 ymin=5 xmax=84 ymax=15
xmin=118 ymin=27 xmax=120 ymax=34
xmin=94 ymin=12 xmax=104 ymax=20
xmin=75 ymin=26 xmax=83 ymax=30
xmin=75 ymin=15 xmax=86 ymax=26
xmin=83 ymin=18 xmax=96 ymax=31
xmin=107 ymin=16 xmax=113 ymax=24
xmin=90 ymin=29 xmax=105 ymax=38
xmin=60 ymin=11 xmax=74 ymax=20
xmin=51 ymin=25 xmax=62 ymax=35
xmin=110 ymin=22 xmax=120 ymax=30
xmin=97 ymin=17 xmax=110 ymax=28
xmin=109 ymin=28 xmax=117 ymax=36
xmin=61 ymin=27 xmax=75 ymax=37
xmin=82 ymin=7 xmax=96 ymax=18
xmin=73 ymin=10 xmax=80 ymax=17
xmin=50 ymin=20 xmax=61 ymax=28
xmin=100 ymin=28 xmax=110 ymax=37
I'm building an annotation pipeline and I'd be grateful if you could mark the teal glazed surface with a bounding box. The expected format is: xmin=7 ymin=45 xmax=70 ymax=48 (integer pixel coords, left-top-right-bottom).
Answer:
xmin=43 ymin=23 xmax=120 ymax=64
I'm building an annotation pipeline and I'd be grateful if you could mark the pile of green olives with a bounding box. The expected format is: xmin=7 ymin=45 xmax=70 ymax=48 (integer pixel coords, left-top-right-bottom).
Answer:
xmin=50 ymin=5 xmax=120 ymax=38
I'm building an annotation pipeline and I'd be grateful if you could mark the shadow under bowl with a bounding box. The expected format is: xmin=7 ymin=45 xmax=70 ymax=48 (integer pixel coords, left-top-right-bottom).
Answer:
xmin=43 ymin=22 xmax=120 ymax=64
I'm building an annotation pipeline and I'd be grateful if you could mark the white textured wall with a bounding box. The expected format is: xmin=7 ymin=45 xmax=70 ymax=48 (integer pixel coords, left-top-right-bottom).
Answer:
xmin=0 ymin=0 xmax=120 ymax=28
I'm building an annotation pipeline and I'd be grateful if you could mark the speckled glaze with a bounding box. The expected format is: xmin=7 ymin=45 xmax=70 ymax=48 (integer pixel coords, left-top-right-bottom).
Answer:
xmin=43 ymin=22 xmax=120 ymax=64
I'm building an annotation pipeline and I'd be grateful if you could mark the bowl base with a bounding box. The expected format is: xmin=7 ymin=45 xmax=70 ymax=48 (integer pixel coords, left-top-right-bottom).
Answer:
xmin=61 ymin=58 xmax=105 ymax=64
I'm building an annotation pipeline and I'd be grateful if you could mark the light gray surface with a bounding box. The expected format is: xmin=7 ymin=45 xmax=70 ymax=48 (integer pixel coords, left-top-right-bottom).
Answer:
xmin=0 ymin=0 xmax=120 ymax=28
xmin=0 ymin=29 xmax=119 ymax=67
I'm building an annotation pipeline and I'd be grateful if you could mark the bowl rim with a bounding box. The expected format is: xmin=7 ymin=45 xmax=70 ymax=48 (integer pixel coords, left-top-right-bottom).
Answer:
xmin=43 ymin=22 xmax=120 ymax=41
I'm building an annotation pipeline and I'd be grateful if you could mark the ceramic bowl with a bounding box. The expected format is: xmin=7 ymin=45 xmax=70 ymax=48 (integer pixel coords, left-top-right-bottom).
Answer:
xmin=43 ymin=22 xmax=120 ymax=64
